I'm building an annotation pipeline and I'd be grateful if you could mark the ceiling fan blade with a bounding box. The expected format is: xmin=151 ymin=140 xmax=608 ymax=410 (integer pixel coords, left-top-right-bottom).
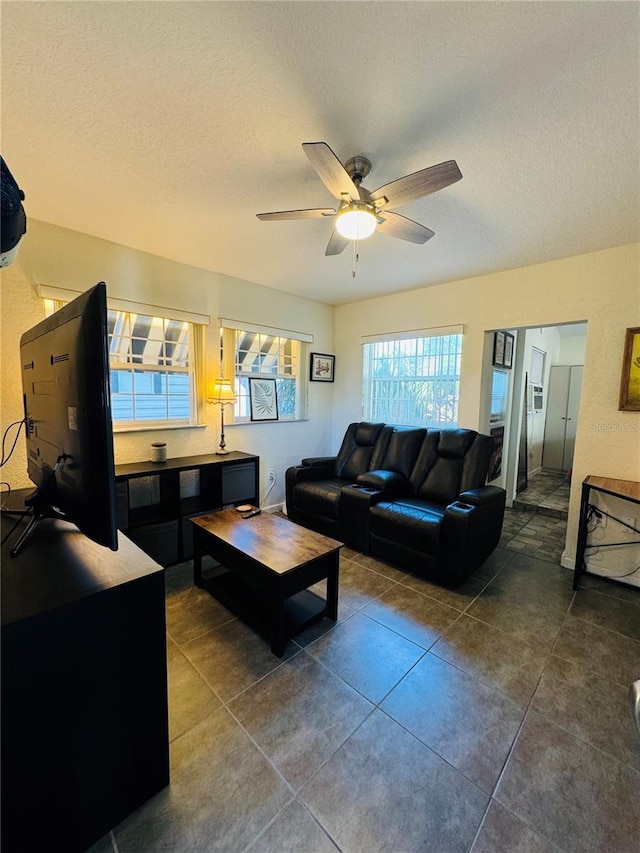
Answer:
xmin=325 ymin=230 xmax=350 ymax=256
xmin=257 ymin=208 xmax=335 ymax=221
xmin=371 ymin=160 xmax=462 ymax=210
xmin=303 ymin=142 xmax=360 ymax=202
xmin=376 ymin=211 xmax=435 ymax=244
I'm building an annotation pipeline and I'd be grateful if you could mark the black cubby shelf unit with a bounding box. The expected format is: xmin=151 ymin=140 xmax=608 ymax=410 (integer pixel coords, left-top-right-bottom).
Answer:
xmin=115 ymin=452 xmax=259 ymax=567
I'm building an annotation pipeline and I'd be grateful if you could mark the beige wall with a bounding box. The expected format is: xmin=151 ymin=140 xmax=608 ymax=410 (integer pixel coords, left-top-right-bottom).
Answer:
xmin=333 ymin=242 xmax=640 ymax=565
xmin=0 ymin=220 xmax=335 ymax=509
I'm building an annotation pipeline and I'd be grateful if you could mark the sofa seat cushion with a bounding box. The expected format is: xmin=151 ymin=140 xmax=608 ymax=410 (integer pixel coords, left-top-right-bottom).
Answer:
xmin=293 ymin=478 xmax=347 ymax=520
xmin=369 ymin=498 xmax=445 ymax=556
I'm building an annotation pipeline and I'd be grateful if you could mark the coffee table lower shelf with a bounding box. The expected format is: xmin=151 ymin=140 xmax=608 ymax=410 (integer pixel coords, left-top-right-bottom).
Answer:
xmin=199 ymin=567 xmax=330 ymax=654
xmin=191 ymin=510 xmax=341 ymax=657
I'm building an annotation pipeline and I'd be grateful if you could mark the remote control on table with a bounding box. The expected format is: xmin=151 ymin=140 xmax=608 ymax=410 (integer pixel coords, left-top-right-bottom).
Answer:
xmin=241 ymin=509 xmax=262 ymax=518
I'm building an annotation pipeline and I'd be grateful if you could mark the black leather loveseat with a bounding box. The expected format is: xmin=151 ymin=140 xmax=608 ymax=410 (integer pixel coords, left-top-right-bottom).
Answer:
xmin=285 ymin=422 xmax=506 ymax=588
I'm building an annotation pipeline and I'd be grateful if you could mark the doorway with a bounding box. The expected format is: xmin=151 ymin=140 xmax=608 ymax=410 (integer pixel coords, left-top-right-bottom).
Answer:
xmin=486 ymin=322 xmax=587 ymax=520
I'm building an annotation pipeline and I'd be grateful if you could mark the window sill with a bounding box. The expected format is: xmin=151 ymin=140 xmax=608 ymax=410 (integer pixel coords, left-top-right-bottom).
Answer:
xmin=113 ymin=423 xmax=206 ymax=434
xmin=226 ymin=419 xmax=309 ymax=427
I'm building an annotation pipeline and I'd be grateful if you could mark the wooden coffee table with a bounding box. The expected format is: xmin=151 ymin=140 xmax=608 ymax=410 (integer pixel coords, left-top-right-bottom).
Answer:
xmin=191 ymin=510 xmax=342 ymax=657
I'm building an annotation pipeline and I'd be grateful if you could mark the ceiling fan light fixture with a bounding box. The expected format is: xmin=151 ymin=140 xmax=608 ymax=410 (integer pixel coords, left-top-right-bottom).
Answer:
xmin=335 ymin=205 xmax=377 ymax=240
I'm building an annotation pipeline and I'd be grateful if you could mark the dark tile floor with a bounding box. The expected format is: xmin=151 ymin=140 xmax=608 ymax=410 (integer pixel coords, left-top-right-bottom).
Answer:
xmin=513 ymin=468 xmax=571 ymax=519
xmin=91 ymin=509 xmax=640 ymax=853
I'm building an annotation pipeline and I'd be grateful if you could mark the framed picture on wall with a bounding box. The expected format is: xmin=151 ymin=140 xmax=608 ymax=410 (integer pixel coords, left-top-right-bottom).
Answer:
xmin=619 ymin=326 xmax=640 ymax=411
xmin=310 ymin=352 xmax=335 ymax=382
xmin=249 ymin=378 xmax=279 ymax=421
xmin=493 ymin=331 xmax=505 ymax=366
xmin=503 ymin=332 xmax=514 ymax=369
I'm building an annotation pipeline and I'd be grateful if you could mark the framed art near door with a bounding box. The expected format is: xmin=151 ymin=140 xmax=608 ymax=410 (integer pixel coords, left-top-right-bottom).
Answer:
xmin=503 ymin=333 xmax=514 ymax=368
xmin=493 ymin=331 xmax=514 ymax=368
xmin=619 ymin=327 xmax=640 ymax=411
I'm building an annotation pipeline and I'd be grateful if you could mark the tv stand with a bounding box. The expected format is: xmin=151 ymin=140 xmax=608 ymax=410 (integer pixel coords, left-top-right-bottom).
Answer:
xmin=8 ymin=470 xmax=67 ymax=557
xmin=1 ymin=509 xmax=169 ymax=853
xmin=8 ymin=500 xmax=66 ymax=557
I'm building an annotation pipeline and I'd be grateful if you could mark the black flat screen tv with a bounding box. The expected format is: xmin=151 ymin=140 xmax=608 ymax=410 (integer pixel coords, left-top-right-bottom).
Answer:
xmin=12 ymin=282 xmax=118 ymax=555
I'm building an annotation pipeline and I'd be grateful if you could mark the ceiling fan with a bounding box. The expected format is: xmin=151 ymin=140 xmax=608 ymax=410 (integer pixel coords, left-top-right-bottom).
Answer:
xmin=257 ymin=142 xmax=462 ymax=257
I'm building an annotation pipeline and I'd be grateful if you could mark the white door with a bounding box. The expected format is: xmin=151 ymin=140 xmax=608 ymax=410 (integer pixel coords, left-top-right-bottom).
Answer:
xmin=563 ymin=365 xmax=583 ymax=469
xmin=542 ymin=365 xmax=583 ymax=472
xmin=543 ymin=366 xmax=571 ymax=470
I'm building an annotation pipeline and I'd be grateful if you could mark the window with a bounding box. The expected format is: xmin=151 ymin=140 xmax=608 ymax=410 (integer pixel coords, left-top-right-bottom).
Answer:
xmin=108 ymin=310 xmax=195 ymax=425
xmin=362 ymin=330 xmax=462 ymax=427
xmin=530 ymin=347 xmax=546 ymax=385
xmin=490 ymin=369 xmax=509 ymax=423
xmin=220 ymin=320 xmax=310 ymax=422
xmin=44 ymin=298 xmax=203 ymax=429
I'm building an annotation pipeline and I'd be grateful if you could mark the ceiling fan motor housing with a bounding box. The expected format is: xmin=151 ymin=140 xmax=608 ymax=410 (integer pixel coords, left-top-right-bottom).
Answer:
xmin=344 ymin=156 xmax=372 ymax=186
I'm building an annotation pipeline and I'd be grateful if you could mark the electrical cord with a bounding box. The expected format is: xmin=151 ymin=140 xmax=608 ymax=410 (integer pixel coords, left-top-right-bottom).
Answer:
xmin=587 ymin=503 xmax=640 ymax=535
xmin=0 ymin=419 xmax=25 ymax=467
xmin=261 ymin=473 xmax=276 ymax=508
xmin=583 ymin=554 xmax=640 ymax=579
xmin=584 ymin=502 xmax=640 ymax=579
xmin=0 ymin=482 xmax=11 ymax=507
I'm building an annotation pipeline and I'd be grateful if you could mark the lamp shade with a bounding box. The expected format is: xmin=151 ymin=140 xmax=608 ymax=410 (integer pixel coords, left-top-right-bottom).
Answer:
xmin=208 ymin=378 xmax=237 ymax=405
xmin=335 ymin=205 xmax=377 ymax=240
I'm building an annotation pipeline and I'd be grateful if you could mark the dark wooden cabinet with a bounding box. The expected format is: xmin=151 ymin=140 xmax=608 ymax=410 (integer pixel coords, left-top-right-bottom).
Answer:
xmin=115 ymin=451 xmax=259 ymax=566
xmin=1 ymin=516 xmax=169 ymax=853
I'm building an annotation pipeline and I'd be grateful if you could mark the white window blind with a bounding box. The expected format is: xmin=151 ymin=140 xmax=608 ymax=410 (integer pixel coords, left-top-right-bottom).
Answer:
xmin=490 ymin=369 xmax=509 ymax=423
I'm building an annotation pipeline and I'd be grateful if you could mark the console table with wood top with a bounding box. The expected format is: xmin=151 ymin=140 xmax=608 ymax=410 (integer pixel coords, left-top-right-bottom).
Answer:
xmin=191 ymin=510 xmax=341 ymax=656
xmin=573 ymin=475 xmax=640 ymax=590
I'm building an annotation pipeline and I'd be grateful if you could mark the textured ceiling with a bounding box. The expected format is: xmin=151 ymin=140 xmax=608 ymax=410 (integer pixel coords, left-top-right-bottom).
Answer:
xmin=2 ymin=1 xmax=639 ymax=305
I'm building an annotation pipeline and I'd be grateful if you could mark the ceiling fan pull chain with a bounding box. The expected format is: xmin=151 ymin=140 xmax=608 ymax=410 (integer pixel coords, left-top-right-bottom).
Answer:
xmin=352 ymin=239 xmax=359 ymax=277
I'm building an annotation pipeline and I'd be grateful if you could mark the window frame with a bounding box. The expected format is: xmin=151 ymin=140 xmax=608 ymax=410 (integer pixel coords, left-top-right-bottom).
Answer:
xmin=490 ymin=368 xmax=509 ymax=424
xmin=220 ymin=322 xmax=310 ymax=424
xmin=361 ymin=328 xmax=463 ymax=428
xmin=43 ymin=297 xmax=204 ymax=432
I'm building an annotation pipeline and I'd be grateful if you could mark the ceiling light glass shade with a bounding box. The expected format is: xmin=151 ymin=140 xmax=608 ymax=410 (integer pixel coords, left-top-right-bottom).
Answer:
xmin=208 ymin=378 xmax=237 ymax=405
xmin=335 ymin=206 xmax=377 ymax=240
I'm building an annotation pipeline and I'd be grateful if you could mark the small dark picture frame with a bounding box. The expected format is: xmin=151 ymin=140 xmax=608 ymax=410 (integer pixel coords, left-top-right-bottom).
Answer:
xmin=503 ymin=332 xmax=514 ymax=369
xmin=310 ymin=352 xmax=335 ymax=382
xmin=619 ymin=326 xmax=640 ymax=411
xmin=493 ymin=331 xmax=506 ymax=367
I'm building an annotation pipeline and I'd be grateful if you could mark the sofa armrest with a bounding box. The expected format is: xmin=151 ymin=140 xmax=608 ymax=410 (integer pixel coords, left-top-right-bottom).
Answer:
xmin=285 ymin=463 xmax=339 ymax=524
xmin=439 ymin=486 xmax=506 ymax=586
xmin=301 ymin=456 xmax=337 ymax=469
xmin=457 ymin=486 xmax=506 ymax=508
xmin=286 ymin=464 xmax=335 ymax=486
xmin=356 ymin=469 xmax=410 ymax=498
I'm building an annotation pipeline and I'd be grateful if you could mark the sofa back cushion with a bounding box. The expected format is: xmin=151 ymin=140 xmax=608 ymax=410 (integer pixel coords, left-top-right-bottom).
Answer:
xmin=378 ymin=427 xmax=427 ymax=478
xmin=411 ymin=429 xmax=493 ymax=504
xmin=335 ymin=422 xmax=390 ymax=481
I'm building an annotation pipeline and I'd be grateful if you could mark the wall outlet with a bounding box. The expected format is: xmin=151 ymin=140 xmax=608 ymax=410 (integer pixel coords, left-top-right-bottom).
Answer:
xmin=267 ymin=468 xmax=276 ymax=482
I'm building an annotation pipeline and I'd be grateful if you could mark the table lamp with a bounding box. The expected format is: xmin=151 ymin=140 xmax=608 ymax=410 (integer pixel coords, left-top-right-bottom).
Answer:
xmin=208 ymin=379 xmax=237 ymax=455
